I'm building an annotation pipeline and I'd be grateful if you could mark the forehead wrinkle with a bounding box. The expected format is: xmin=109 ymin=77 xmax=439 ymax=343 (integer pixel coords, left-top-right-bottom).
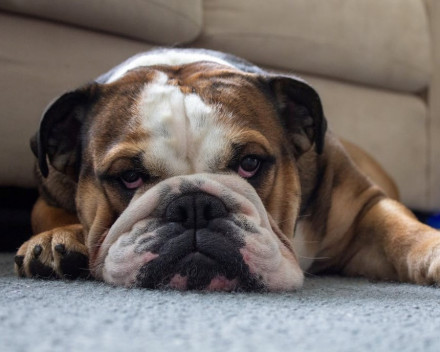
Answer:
xmin=95 ymin=142 xmax=143 ymax=174
xmin=233 ymin=129 xmax=275 ymax=155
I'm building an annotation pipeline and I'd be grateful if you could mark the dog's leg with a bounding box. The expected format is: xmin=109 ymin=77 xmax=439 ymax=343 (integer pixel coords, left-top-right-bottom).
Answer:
xmin=339 ymin=197 xmax=440 ymax=285
xmin=309 ymin=138 xmax=440 ymax=285
xmin=15 ymin=198 xmax=89 ymax=279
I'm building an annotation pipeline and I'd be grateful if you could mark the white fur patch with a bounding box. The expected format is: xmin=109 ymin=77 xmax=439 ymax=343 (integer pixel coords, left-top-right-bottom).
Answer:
xmin=137 ymin=72 xmax=229 ymax=176
xmin=107 ymin=50 xmax=234 ymax=83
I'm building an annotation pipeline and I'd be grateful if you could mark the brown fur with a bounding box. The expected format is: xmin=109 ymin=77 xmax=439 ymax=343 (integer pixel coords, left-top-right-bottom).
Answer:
xmin=341 ymin=138 xmax=399 ymax=200
xmin=15 ymin=61 xmax=440 ymax=287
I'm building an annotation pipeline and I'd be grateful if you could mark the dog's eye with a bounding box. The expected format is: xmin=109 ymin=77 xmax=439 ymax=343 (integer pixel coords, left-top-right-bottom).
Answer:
xmin=120 ymin=170 xmax=143 ymax=190
xmin=238 ymin=156 xmax=261 ymax=178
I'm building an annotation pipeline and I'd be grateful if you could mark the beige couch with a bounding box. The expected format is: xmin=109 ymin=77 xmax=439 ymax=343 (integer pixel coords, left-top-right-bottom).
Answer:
xmin=1 ymin=0 xmax=439 ymax=211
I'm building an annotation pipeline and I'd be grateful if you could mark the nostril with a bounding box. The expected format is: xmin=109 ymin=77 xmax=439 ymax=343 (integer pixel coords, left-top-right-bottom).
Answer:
xmin=203 ymin=203 xmax=213 ymax=221
xmin=200 ymin=197 xmax=228 ymax=221
xmin=165 ymin=195 xmax=192 ymax=223
xmin=165 ymin=192 xmax=228 ymax=228
xmin=177 ymin=205 xmax=188 ymax=223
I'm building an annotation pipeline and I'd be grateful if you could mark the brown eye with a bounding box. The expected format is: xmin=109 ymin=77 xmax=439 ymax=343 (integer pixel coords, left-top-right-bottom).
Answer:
xmin=120 ymin=170 xmax=143 ymax=189
xmin=238 ymin=156 xmax=261 ymax=178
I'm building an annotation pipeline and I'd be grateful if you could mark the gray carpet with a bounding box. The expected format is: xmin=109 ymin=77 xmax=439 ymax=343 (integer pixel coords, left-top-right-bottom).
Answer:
xmin=1 ymin=253 xmax=440 ymax=352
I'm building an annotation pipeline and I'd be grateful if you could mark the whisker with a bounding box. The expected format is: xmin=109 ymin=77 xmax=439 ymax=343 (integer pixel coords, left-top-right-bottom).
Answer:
xmin=297 ymin=213 xmax=312 ymax=219
xmin=275 ymin=216 xmax=298 ymax=226
xmin=274 ymin=212 xmax=313 ymax=228
xmin=298 ymin=256 xmax=330 ymax=261
xmin=293 ymin=238 xmax=320 ymax=243
xmin=302 ymin=271 xmax=319 ymax=278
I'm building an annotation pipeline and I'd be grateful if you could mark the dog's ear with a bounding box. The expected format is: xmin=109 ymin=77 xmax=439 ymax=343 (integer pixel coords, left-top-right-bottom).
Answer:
xmin=31 ymin=84 xmax=98 ymax=179
xmin=266 ymin=76 xmax=327 ymax=156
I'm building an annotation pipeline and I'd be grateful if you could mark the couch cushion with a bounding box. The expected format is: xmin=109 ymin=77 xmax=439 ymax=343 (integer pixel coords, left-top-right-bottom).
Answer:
xmin=301 ymin=73 xmax=428 ymax=210
xmin=0 ymin=0 xmax=202 ymax=45
xmin=0 ymin=11 xmax=431 ymax=211
xmin=195 ymin=0 xmax=431 ymax=93
xmin=426 ymin=0 xmax=440 ymax=211
xmin=0 ymin=13 xmax=154 ymax=187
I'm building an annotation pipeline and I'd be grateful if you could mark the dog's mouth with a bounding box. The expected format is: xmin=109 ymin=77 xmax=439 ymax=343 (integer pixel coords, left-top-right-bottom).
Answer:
xmin=91 ymin=174 xmax=304 ymax=292
xmin=134 ymin=218 xmax=264 ymax=291
xmin=138 ymin=247 xmax=263 ymax=291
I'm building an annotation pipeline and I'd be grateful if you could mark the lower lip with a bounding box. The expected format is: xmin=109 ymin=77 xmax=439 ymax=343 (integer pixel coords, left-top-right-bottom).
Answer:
xmin=168 ymin=272 xmax=239 ymax=291
xmin=183 ymin=251 xmax=216 ymax=264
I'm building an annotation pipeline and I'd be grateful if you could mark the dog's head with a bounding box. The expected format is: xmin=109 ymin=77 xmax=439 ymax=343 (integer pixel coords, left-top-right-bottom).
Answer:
xmin=32 ymin=61 xmax=326 ymax=291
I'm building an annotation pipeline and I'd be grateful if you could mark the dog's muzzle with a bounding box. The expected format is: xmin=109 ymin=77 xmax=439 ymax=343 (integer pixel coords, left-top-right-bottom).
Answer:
xmin=92 ymin=174 xmax=303 ymax=291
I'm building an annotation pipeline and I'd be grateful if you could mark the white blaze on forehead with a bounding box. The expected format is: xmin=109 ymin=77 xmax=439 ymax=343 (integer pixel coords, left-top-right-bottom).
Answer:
xmin=137 ymin=72 xmax=228 ymax=175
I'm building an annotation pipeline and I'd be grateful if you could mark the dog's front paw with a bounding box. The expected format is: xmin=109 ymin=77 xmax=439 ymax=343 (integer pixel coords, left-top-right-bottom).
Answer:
xmin=14 ymin=224 xmax=89 ymax=280
xmin=405 ymin=234 xmax=440 ymax=285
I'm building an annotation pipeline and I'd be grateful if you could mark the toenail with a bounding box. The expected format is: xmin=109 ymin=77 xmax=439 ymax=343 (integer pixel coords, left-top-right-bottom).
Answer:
xmin=33 ymin=245 xmax=42 ymax=257
xmin=55 ymin=244 xmax=67 ymax=255
xmin=14 ymin=255 xmax=24 ymax=267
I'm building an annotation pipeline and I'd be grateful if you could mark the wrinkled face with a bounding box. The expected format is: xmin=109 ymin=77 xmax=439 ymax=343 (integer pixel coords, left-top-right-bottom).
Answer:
xmin=76 ymin=63 xmax=305 ymax=291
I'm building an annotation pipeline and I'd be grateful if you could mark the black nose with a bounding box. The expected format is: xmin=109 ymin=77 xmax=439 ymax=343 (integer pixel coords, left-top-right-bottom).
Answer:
xmin=165 ymin=192 xmax=228 ymax=228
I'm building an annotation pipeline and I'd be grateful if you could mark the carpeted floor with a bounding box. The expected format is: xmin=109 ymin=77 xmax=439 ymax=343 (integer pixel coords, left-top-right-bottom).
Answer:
xmin=1 ymin=252 xmax=440 ymax=352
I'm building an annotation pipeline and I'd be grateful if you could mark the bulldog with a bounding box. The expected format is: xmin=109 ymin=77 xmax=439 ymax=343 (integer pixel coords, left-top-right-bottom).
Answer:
xmin=14 ymin=48 xmax=440 ymax=291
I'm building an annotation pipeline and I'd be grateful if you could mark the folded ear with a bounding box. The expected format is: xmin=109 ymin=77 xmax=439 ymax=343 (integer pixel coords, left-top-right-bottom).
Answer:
xmin=266 ymin=75 xmax=327 ymax=156
xmin=31 ymin=84 xmax=98 ymax=179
